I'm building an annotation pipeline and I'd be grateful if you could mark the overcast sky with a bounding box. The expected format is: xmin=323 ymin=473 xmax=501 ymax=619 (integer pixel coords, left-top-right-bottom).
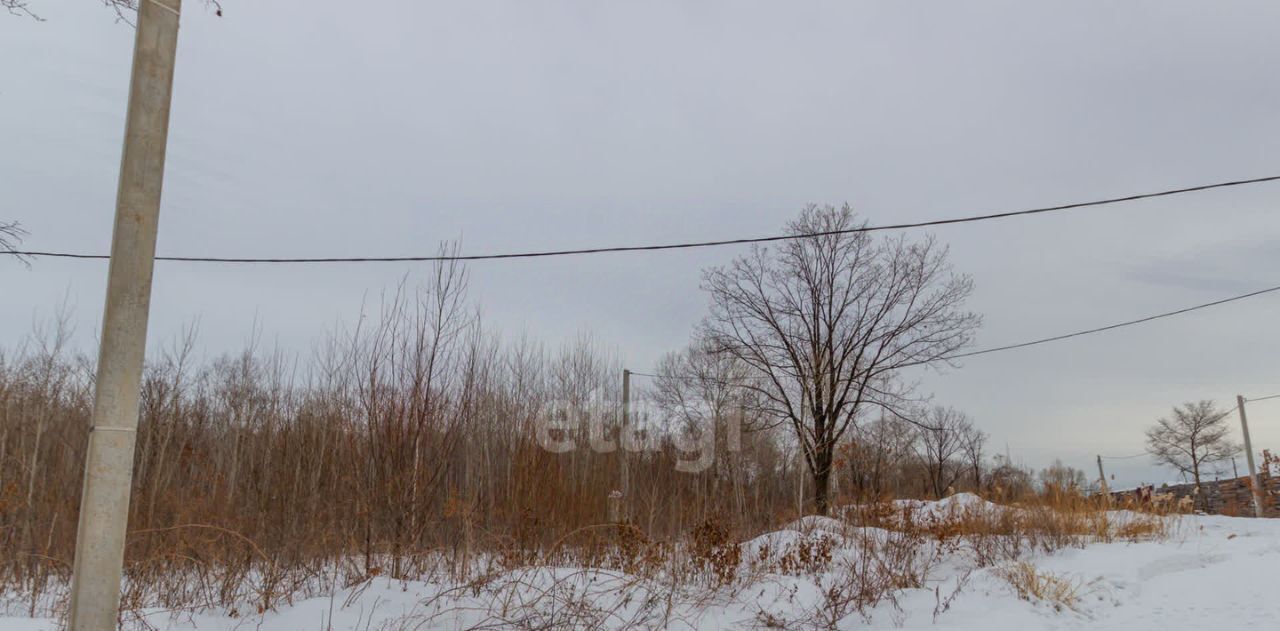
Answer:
xmin=4 ymin=0 xmax=1280 ymax=488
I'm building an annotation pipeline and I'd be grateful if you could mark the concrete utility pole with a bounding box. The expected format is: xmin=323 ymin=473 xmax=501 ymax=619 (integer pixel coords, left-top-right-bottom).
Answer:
xmin=68 ymin=1 xmax=182 ymax=629
xmin=1096 ymin=455 xmax=1109 ymax=497
xmin=1236 ymin=395 xmax=1266 ymax=518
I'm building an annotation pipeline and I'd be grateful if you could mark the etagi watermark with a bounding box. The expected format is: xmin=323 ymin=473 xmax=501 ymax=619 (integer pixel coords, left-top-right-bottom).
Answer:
xmin=534 ymin=399 xmax=741 ymax=473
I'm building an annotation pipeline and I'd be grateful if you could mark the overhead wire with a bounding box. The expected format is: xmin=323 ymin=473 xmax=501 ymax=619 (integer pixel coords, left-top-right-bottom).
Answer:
xmin=941 ymin=283 xmax=1280 ymax=361
xmin=631 ymin=281 xmax=1280 ymax=380
xmin=5 ymin=174 xmax=1279 ymax=264
xmin=1099 ymin=453 xmax=1148 ymax=460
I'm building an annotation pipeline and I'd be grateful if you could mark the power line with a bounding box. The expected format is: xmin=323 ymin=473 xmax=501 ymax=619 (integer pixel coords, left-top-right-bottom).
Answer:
xmin=6 ymin=174 xmax=1280 ymax=264
xmin=1245 ymin=393 xmax=1280 ymax=403
xmin=944 ymin=282 xmax=1280 ymax=361
xmin=632 ymin=282 xmax=1280 ymax=380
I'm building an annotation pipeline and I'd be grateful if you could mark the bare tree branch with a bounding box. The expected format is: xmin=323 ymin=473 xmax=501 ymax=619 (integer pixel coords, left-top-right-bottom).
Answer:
xmin=2 ymin=0 xmax=43 ymax=20
xmin=1 ymin=221 xmax=31 ymax=268
xmin=4 ymin=1 xmax=223 ymax=23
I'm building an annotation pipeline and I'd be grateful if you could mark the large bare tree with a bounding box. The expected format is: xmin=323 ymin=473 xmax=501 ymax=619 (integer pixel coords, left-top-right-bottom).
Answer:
xmin=700 ymin=205 xmax=979 ymax=514
xmin=1145 ymin=400 xmax=1240 ymax=487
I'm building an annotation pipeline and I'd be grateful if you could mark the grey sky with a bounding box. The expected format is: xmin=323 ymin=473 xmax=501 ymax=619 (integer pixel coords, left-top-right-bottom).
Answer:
xmin=4 ymin=0 xmax=1280 ymax=488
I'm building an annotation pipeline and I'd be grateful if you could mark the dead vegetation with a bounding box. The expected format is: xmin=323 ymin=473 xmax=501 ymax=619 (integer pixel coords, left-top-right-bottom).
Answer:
xmin=0 ymin=310 xmax=1172 ymax=626
xmin=993 ymin=561 xmax=1086 ymax=612
xmin=0 ymin=259 xmax=1170 ymax=627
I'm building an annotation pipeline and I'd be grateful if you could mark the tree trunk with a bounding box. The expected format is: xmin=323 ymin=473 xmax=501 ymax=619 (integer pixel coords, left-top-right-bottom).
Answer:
xmin=812 ymin=447 xmax=834 ymax=516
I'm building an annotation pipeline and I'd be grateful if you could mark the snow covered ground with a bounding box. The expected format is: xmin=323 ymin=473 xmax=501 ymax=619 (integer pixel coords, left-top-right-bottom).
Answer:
xmin=3 ymin=503 xmax=1277 ymax=630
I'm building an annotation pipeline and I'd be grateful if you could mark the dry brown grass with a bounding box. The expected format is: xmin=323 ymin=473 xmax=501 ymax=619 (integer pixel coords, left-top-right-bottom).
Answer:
xmin=845 ymin=490 xmax=1172 ymax=570
xmin=993 ymin=561 xmax=1084 ymax=612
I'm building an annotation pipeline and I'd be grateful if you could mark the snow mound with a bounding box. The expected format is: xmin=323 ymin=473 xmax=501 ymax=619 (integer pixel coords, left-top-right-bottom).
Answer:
xmin=935 ymin=492 xmax=997 ymax=511
xmin=891 ymin=492 xmax=1003 ymax=521
xmin=740 ymin=528 xmax=842 ymax=567
xmin=783 ymin=514 xmax=850 ymax=534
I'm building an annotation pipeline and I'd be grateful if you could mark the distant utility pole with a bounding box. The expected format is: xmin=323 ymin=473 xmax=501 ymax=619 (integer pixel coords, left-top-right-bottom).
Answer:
xmin=67 ymin=1 xmax=182 ymax=630
xmin=620 ymin=368 xmax=631 ymax=501
xmin=1096 ymin=455 xmax=1109 ymax=497
xmin=1236 ymin=395 xmax=1266 ymax=518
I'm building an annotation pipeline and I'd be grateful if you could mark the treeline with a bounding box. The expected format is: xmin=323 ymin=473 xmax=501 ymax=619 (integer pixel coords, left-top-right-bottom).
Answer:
xmin=1 ymin=265 xmax=805 ymax=599
xmin=3 ymin=237 xmax=1116 ymax=624
xmin=0 ymin=271 xmax=1087 ymax=604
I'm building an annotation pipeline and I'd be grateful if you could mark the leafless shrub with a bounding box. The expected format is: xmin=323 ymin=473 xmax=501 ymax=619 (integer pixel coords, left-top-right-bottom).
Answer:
xmin=689 ymin=517 xmax=740 ymax=586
